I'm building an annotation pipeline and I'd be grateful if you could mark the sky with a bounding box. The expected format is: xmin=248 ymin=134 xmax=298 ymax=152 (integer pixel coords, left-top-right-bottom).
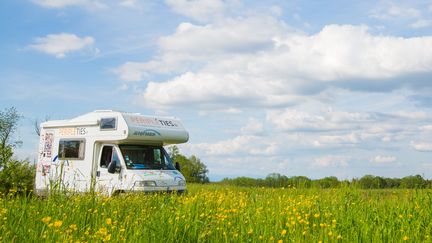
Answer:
xmin=1 ymin=0 xmax=432 ymax=181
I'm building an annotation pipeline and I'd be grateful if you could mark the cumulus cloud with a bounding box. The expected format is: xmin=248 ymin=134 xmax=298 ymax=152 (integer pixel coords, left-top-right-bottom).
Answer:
xmin=312 ymin=155 xmax=349 ymax=168
xmin=116 ymin=21 xmax=432 ymax=109
xmin=266 ymin=108 xmax=375 ymax=132
xmin=313 ymin=133 xmax=361 ymax=147
xmin=370 ymin=4 xmax=420 ymax=20
xmin=240 ymin=118 xmax=264 ymax=135
xmin=31 ymin=0 xmax=105 ymax=9
xmin=411 ymin=142 xmax=432 ymax=152
xmin=114 ymin=17 xmax=290 ymax=82
xmin=29 ymin=33 xmax=95 ymax=58
xmin=420 ymin=125 xmax=432 ymax=132
xmin=165 ymin=0 xmax=240 ymax=22
xmin=372 ymin=155 xmax=397 ymax=163
xmin=370 ymin=2 xmax=432 ymax=29
xmin=119 ymin=0 xmax=137 ymax=7
xmin=410 ymin=19 xmax=432 ymax=28
xmin=183 ymin=135 xmax=277 ymax=157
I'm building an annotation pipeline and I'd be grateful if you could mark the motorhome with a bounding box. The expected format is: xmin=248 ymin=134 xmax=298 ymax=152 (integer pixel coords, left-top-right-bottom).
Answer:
xmin=34 ymin=110 xmax=189 ymax=196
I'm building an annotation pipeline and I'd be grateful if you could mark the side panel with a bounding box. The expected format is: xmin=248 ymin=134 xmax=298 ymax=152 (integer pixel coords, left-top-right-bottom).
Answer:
xmin=35 ymin=128 xmax=57 ymax=194
xmin=59 ymin=138 xmax=94 ymax=192
xmin=35 ymin=126 xmax=96 ymax=194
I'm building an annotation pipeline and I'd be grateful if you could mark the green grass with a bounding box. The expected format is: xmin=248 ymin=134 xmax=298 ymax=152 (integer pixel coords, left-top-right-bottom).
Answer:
xmin=1 ymin=185 xmax=431 ymax=242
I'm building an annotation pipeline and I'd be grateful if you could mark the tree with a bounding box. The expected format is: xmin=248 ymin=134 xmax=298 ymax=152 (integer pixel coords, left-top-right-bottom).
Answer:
xmin=168 ymin=146 xmax=209 ymax=183
xmin=315 ymin=176 xmax=340 ymax=188
xmin=0 ymin=107 xmax=35 ymax=194
xmin=400 ymin=175 xmax=426 ymax=189
xmin=34 ymin=115 xmax=50 ymax=136
xmin=0 ymin=107 xmax=21 ymax=169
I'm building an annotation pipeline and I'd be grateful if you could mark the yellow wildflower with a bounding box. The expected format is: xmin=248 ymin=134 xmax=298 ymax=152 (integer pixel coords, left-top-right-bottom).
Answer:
xmin=41 ymin=216 xmax=51 ymax=224
xmin=281 ymin=229 xmax=287 ymax=236
xmin=106 ymin=218 xmax=112 ymax=225
xmin=403 ymin=236 xmax=409 ymax=241
xmin=103 ymin=234 xmax=111 ymax=242
xmin=54 ymin=220 xmax=63 ymax=228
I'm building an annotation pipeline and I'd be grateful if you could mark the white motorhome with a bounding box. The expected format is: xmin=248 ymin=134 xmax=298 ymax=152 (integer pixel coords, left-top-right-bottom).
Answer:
xmin=34 ymin=110 xmax=189 ymax=196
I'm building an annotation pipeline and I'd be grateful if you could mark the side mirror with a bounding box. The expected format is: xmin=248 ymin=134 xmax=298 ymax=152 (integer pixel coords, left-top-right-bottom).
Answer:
xmin=175 ymin=162 xmax=181 ymax=171
xmin=108 ymin=161 xmax=118 ymax=174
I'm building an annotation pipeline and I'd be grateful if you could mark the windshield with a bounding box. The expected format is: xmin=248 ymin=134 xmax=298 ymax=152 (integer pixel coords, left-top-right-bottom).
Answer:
xmin=119 ymin=145 xmax=175 ymax=170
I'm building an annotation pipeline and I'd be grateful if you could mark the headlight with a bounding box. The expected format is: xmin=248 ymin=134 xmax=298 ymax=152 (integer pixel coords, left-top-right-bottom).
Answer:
xmin=135 ymin=181 xmax=157 ymax=187
xmin=178 ymin=180 xmax=186 ymax=186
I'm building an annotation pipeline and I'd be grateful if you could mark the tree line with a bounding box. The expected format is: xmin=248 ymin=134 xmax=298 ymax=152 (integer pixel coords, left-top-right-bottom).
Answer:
xmin=219 ymin=173 xmax=432 ymax=189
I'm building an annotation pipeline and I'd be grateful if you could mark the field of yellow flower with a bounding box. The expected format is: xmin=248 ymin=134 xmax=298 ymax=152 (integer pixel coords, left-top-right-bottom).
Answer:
xmin=1 ymin=184 xmax=431 ymax=242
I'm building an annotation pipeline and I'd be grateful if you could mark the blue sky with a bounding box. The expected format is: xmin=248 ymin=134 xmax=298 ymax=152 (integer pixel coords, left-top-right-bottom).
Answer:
xmin=1 ymin=0 xmax=432 ymax=181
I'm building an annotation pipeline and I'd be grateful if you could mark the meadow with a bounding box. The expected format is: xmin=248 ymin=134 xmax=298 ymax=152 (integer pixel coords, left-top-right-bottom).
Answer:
xmin=0 ymin=184 xmax=431 ymax=242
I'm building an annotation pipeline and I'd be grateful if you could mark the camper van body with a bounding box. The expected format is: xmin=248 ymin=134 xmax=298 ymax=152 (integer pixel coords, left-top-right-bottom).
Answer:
xmin=34 ymin=110 xmax=189 ymax=196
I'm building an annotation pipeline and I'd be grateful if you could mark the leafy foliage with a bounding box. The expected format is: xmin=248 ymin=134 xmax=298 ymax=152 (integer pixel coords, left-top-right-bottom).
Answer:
xmin=0 ymin=107 xmax=34 ymax=194
xmin=168 ymin=146 xmax=209 ymax=183
xmin=0 ymin=107 xmax=21 ymax=169
xmin=0 ymin=159 xmax=35 ymax=194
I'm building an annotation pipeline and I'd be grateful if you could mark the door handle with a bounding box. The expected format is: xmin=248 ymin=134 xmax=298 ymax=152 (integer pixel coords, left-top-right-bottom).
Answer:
xmin=96 ymin=171 xmax=100 ymax=177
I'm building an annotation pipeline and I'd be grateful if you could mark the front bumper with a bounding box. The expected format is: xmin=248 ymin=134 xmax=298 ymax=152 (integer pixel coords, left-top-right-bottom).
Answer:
xmin=130 ymin=185 xmax=187 ymax=194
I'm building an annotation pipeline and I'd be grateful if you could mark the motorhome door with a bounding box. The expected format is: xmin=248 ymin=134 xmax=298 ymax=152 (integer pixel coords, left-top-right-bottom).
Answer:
xmin=96 ymin=145 xmax=122 ymax=194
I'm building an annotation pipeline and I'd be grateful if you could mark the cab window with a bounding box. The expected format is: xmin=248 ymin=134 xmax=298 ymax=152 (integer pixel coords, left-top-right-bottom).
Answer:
xmin=100 ymin=146 xmax=120 ymax=168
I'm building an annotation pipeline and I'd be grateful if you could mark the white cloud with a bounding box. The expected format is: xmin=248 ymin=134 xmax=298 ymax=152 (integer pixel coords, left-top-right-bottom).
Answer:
xmin=158 ymin=18 xmax=287 ymax=57
xmin=240 ymin=118 xmax=264 ymax=135
xmin=114 ymin=17 xmax=290 ymax=81
xmin=370 ymin=4 xmax=420 ymax=20
xmin=198 ymin=107 xmax=242 ymax=116
xmin=29 ymin=33 xmax=95 ymax=58
xmin=165 ymin=0 xmax=240 ymax=22
xmin=112 ymin=62 xmax=150 ymax=82
xmin=410 ymin=19 xmax=432 ymax=29
xmin=372 ymin=155 xmax=397 ymax=163
xmin=116 ymin=22 xmax=432 ymax=109
xmin=313 ymin=133 xmax=361 ymax=147
xmin=411 ymin=142 xmax=432 ymax=152
xmin=266 ymin=108 xmax=375 ymax=132
xmin=312 ymin=155 xmax=349 ymax=168
xmin=119 ymin=0 xmax=137 ymax=7
xmin=183 ymin=135 xmax=277 ymax=156
xmin=420 ymin=125 xmax=432 ymax=132
xmin=31 ymin=0 xmax=106 ymax=9
xmin=394 ymin=111 xmax=429 ymax=120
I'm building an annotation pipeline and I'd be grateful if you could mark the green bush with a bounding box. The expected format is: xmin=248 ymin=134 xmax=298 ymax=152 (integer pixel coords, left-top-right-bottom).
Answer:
xmin=0 ymin=159 xmax=35 ymax=195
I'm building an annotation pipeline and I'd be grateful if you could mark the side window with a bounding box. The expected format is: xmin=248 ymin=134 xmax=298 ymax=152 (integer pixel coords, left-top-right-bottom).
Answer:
xmin=59 ymin=139 xmax=85 ymax=160
xmin=100 ymin=117 xmax=117 ymax=130
xmin=112 ymin=149 xmax=121 ymax=168
xmin=154 ymin=148 xmax=162 ymax=164
xmin=100 ymin=146 xmax=113 ymax=168
xmin=100 ymin=146 xmax=121 ymax=168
